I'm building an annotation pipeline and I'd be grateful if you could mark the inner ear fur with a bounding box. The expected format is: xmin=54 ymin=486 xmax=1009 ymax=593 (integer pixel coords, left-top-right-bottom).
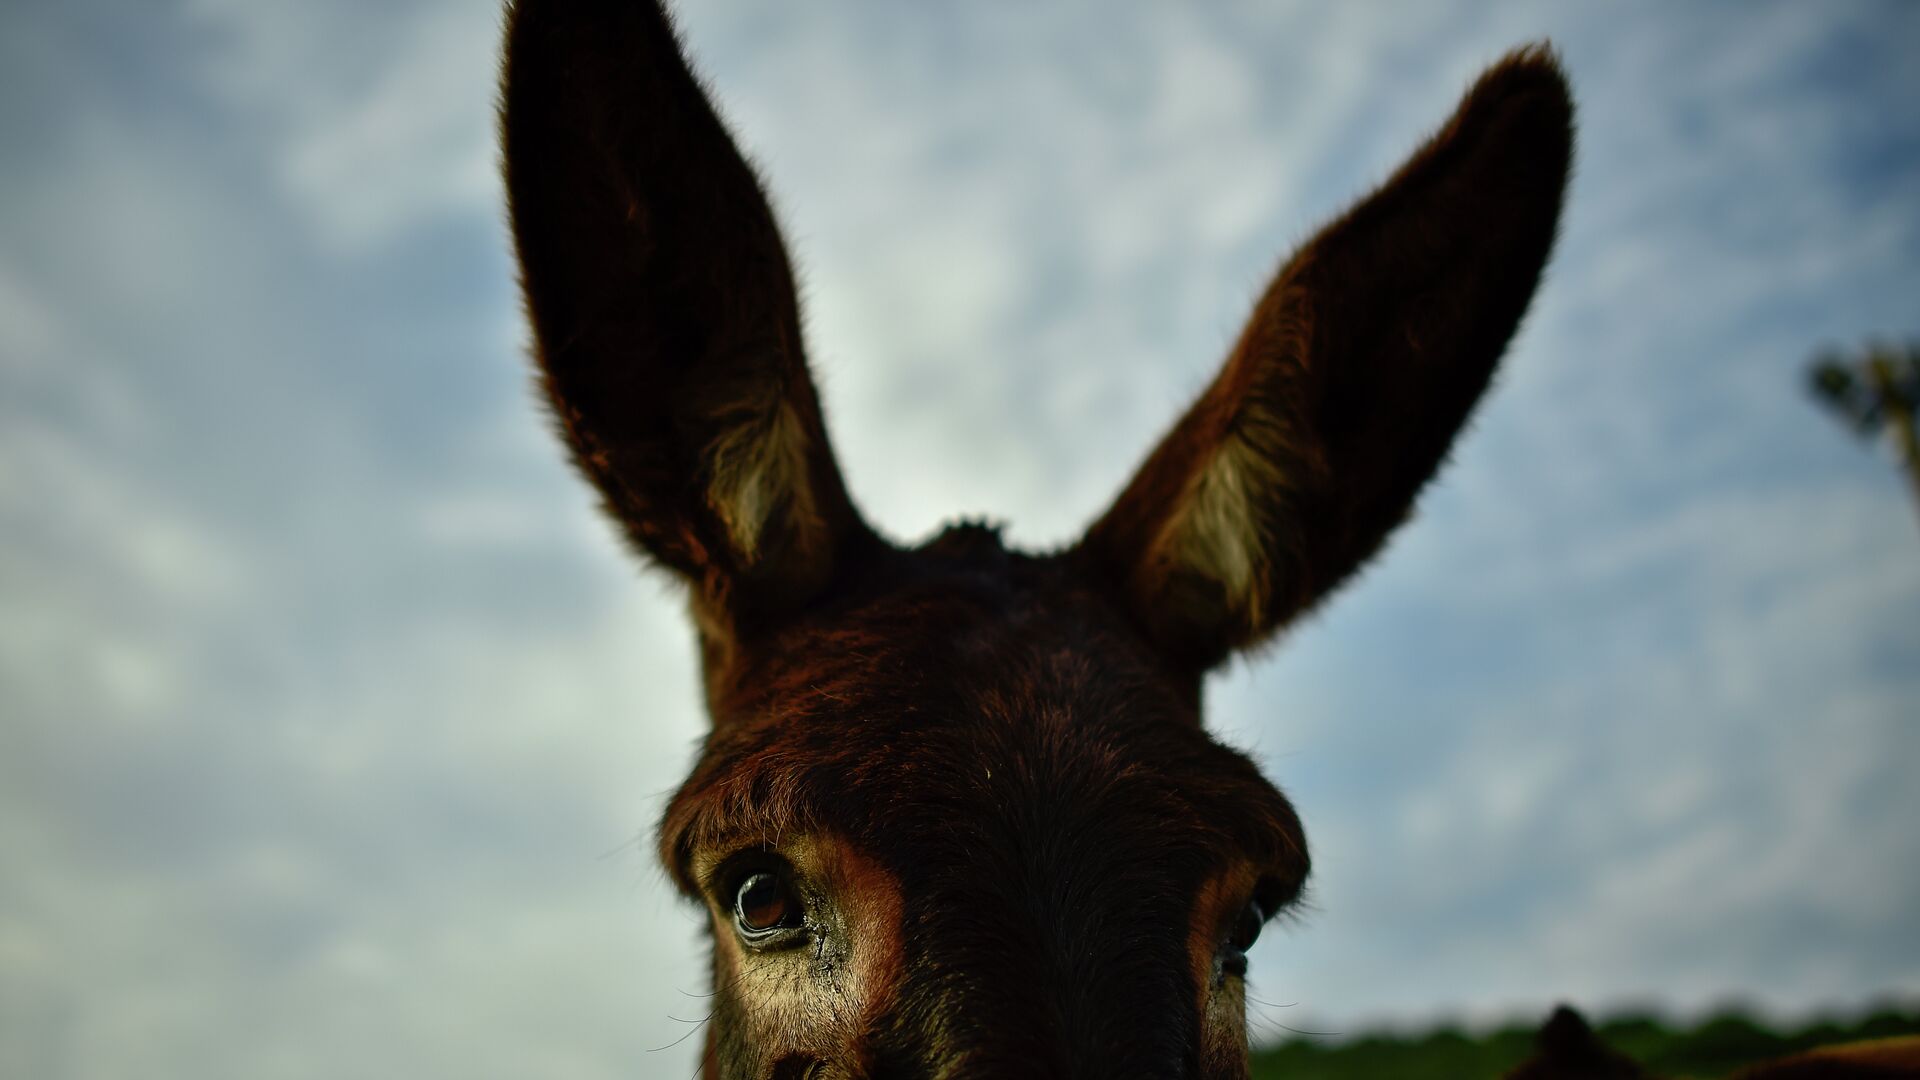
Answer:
xmin=500 ymin=0 xmax=874 ymax=632
xmin=1081 ymin=46 xmax=1574 ymax=668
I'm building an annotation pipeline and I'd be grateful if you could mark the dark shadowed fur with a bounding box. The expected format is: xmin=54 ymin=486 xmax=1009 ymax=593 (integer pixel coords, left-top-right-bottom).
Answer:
xmin=1081 ymin=47 xmax=1573 ymax=666
xmin=1504 ymin=1007 xmax=1649 ymax=1079
xmin=664 ymin=529 xmax=1308 ymax=1074
xmin=500 ymin=1 xmax=1574 ymax=1076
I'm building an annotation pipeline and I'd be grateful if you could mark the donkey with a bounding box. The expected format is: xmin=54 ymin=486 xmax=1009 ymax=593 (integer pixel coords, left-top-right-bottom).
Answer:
xmin=501 ymin=2 xmax=1571 ymax=1076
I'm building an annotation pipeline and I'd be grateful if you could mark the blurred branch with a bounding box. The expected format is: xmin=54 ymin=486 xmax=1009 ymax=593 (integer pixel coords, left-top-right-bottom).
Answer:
xmin=1807 ymin=341 xmax=1920 ymax=527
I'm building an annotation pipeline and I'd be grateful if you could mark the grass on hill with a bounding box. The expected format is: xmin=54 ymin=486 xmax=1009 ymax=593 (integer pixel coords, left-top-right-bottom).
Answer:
xmin=1249 ymin=1000 xmax=1920 ymax=1079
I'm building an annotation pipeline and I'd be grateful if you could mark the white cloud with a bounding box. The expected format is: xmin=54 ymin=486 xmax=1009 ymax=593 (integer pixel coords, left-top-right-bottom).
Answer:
xmin=276 ymin=7 xmax=502 ymax=250
xmin=184 ymin=0 xmax=502 ymax=250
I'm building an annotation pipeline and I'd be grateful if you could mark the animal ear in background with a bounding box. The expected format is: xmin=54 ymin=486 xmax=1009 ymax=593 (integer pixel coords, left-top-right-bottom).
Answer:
xmin=1502 ymin=1005 xmax=1647 ymax=1079
xmin=500 ymin=0 xmax=875 ymax=638
xmin=1079 ymin=46 xmax=1574 ymax=669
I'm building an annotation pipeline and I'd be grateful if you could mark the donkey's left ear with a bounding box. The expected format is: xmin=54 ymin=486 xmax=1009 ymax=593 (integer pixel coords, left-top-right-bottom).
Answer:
xmin=1080 ymin=47 xmax=1573 ymax=669
xmin=501 ymin=0 xmax=874 ymax=633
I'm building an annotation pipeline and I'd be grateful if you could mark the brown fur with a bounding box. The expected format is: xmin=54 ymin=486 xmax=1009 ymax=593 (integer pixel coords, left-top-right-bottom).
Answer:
xmin=1733 ymin=1037 xmax=1920 ymax=1078
xmin=500 ymin=2 xmax=1573 ymax=1076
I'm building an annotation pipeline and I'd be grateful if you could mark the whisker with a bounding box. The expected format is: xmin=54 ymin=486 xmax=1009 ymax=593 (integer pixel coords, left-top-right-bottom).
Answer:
xmin=647 ymin=1011 xmax=712 ymax=1053
xmin=1246 ymin=989 xmax=1343 ymax=1040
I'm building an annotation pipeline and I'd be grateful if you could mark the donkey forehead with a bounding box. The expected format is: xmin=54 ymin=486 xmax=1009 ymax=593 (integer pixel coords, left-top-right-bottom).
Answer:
xmin=660 ymin=537 xmax=1309 ymax=894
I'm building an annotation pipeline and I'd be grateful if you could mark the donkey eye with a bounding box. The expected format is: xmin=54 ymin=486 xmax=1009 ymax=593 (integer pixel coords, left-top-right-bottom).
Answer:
xmin=1220 ymin=897 xmax=1268 ymax=980
xmin=733 ymin=871 xmax=803 ymax=941
xmin=1228 ymin=898 xmax=1266 ymax=954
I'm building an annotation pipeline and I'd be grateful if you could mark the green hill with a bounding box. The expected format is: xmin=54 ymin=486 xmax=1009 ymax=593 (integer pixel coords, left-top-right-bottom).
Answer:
xmin=1250 ymin=1001 xmax=1920 ymax=1079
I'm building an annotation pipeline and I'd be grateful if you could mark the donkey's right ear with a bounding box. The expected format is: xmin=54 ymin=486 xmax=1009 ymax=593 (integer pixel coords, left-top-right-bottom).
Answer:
xmin=1080 ymin=48 xmax=1573 ymax=669
xmin=501 ymin=0 xmax=874 ymax=632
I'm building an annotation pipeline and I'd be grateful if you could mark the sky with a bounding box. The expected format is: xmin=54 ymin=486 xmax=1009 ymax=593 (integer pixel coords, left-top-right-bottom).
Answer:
xmin=2 ymin=1 xmax=1917 ymax=1077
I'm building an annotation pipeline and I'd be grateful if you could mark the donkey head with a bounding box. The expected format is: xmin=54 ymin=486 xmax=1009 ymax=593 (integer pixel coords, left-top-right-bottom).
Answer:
xmin=501 ymin=3 xmax=1572 ymax=1076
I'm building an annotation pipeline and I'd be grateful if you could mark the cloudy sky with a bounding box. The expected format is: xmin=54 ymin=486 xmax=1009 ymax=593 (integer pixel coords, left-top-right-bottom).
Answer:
xmin=3 ymin=1 xmax=1917 ymax=1076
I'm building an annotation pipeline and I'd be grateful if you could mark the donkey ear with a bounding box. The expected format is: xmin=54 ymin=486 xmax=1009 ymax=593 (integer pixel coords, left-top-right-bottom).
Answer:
xmin=1080 ymin=47 xmax=1573 ymax=668
xmin=501 ymin=0 xmax=874 ymax=630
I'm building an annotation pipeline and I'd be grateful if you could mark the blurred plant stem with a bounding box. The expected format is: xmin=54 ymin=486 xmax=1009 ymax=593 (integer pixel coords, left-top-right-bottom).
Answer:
xmin=1808 ymin=341 xmax=1920 ymax=527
